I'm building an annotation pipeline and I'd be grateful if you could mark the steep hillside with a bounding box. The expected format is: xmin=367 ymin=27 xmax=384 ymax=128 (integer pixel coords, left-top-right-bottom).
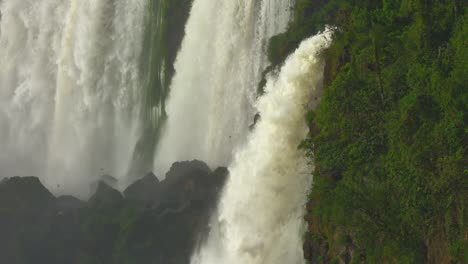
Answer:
xmin=270 ymin=1 xmax=467 ymax=263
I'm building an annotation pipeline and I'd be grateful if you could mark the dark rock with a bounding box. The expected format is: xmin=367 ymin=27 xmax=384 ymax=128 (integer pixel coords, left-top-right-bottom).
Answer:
xmin=89 ymin=174 xmax=118 ymax=196
xmin=88 ymin=181 xmax=123 ymax=207
xmin=142 ymin=162 xmax=227 ymax=264
xmin=55 ymin=195 xmax=85 ymax=211
xmin=192 ymin=166 xmax=228 ymax=202
xmin=0 ymin=176 xmax=55 ymax=210
xmin=0 ymin=160 xmax=229 ymax=264
xmin=249 ymin=113 xmax=261 ymax=130
xmin=0 ymin=177 xmax=57 ymax=264
xmin=124 ymin=172 xmax=160 ymax=203
xmin=165 ymin=160 xmax=211 ymax=184
xmin=152 ymin=161 xmax=228 ymax=213
xmin=158 ymin=160 xmax=212 ymax=207
xmin=210 ymin=167 xmax=229 ymax=191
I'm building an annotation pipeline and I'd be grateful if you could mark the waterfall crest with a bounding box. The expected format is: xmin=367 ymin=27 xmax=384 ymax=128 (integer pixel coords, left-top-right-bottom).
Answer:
xmin=191 ymin=28 xmax=334 ymax=264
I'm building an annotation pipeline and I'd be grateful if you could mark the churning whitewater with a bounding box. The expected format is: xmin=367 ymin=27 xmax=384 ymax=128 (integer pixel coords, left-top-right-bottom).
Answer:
xmin=0 ymin=0 xmax=148 ymax=196
xmin=153 ymin=0 xmax=294 ymax=175
xmin=192 ymin=29 xmax=334 ymax=264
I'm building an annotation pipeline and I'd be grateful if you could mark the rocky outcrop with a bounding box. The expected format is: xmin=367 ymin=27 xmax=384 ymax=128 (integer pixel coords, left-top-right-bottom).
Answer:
xmin=124 ymin=172 xmax=160 ymax=203
xmin=0 ymin=176 xmax=54 ymax=210
xmin=55 ymin=195 xmax=85 ymax=211
xmin=249 ymin=113 xmax=261 ymax=130
xmin=0 ymin=160 xmax=228 ymax=264
xmin=160 ymin=160 xmax=224 ymax=205
xmin=89 ymin=181 xmax=124 ymax=207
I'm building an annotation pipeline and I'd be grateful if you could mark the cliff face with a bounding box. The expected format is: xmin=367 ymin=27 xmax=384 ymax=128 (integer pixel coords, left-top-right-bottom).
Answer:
xmin=0 ymin=160 xmax=227 ymax=264
xmin=269 ymin=0 xmax=467 ymax=263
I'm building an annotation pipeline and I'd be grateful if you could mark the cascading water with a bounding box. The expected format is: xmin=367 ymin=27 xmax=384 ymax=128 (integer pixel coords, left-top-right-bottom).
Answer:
xmin=191 ymin=29 xmax=334 ymax=264
xmin=1 ymin=0 xmax=335 ymax=262
xmin=0 ymin=0 xmax=149 ymax=196
xmin=153 ymin=0 xmax=294 ymax=175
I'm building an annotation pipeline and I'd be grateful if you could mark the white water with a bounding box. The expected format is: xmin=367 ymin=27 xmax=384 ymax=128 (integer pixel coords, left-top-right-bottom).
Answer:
xmin=153 ymin=0 xmax=294 ymax=175
xmin=192 ymin=29 xmax=334 ymax=264
xmin=0 ymin=0 xmax=148 ymax=196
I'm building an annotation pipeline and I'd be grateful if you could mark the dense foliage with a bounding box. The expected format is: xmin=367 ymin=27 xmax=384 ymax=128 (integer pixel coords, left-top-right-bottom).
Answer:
xmin=272 ymin=0 xmax=467 ymax=263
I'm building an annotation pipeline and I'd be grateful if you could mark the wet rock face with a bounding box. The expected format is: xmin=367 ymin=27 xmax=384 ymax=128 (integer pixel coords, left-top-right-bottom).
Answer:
xmin=0 ymin=177 xmax=56 ymax=264
xmin=0 ymin=160 xmax=229 ymax=264
xmin=55 ymin=195 xmax=85 ymax=211
xmin=0 ymin=176 xmax=55 ymax=210
xmin=165 ymin=160 xmax=212 ymax=184
xmin=89 ymin=181 xmax=124 ymax=205
xmin=123 ymin=172 xmax=160 ymax=203
xmin=161 ymin=160 xmax=227 ymax=205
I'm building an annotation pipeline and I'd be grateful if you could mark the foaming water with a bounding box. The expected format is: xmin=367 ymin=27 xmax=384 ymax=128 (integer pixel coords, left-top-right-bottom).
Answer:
xmin=153 ymin=0 xmax=294 ymax=175
xmin=191 ymin=29 xmax=334 ymax=264
xmin=0 ymin=0 xmax=148 ymax=197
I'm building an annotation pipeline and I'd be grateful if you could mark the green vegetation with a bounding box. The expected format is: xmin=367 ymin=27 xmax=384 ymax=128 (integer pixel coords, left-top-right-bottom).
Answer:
xmin=272 ymin=0 xmax=467 ymax=263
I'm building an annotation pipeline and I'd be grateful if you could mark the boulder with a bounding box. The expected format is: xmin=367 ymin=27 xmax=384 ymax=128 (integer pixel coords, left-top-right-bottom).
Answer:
xmin=89 ymin=174 xmax=118 ymax=194
xmin=0 ymin=177 xmax=57 ymax=264
xmin=0 ymin=176 xmax=55 ymax=210
xmin=55 ymin=195 xmax=85 ymax=211
xmin=158 ymin=160 xmax=212 ymax=206
xmin=124 ymin=172 xmax=160 ymax=203
xmin=0 ymin=160 xmax=229 ymax=264
xmin=192 ymin=166 xmax=228 ymax=201
xmin=209 ymin=166 xmax=229 ymax=191
xmin=165 ymin=160 xmax=211 ymax=184
xmin=249 ymin=113 xmax=261 ymax=130
xmin=88 ymin=181 xmax=123 ymax=207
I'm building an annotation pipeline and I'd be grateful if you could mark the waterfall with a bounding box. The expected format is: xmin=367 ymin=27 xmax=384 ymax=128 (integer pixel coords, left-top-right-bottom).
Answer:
xmin=0 ymin=0 xmax=148 ymax=196
xmin=191 ymin=29 xmax=334 ymax=264
xmin=153 ymin=0 xmax=294 ymax=175
xmin=1 ymin=0 xmax=336 ymax=261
